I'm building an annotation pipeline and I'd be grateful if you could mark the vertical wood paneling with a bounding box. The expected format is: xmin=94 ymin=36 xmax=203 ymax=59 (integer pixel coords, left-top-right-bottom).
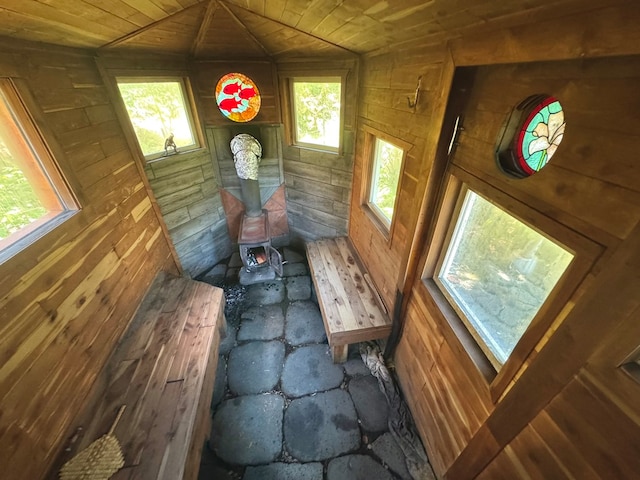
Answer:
xmin=0 ymin=40 xmax=178 ymax=480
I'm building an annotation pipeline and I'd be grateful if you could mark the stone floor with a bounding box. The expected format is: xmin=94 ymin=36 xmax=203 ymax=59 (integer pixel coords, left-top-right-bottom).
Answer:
xmin=196 ymin=247 xmax=414 ymax=480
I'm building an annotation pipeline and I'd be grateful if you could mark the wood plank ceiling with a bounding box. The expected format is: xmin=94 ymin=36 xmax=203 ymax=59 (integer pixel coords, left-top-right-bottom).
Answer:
xmin=0 ymin=0 xmax=626 ymax=59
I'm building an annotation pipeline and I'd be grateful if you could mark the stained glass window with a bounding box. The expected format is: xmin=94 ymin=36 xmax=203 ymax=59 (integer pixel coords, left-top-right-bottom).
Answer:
xmin=215 ymin=73 xmax=261 ymax=123
xmin=496 ymin=95 xmax=565 ymax=178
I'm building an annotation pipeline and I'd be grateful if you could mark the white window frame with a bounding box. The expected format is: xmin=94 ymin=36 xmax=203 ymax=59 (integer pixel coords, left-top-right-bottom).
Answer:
xmin=289 ymin=76 xmax=344 ymax=153
xmin=116 ymin=76 xmax=201 ymax=162
xmin=367 ymin=137 xmax=405 ymax=230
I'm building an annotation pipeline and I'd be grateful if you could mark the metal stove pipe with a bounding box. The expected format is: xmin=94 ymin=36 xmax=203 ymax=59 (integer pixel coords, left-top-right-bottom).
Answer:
xmin=230 ymin=133 xmax=262 ymax=217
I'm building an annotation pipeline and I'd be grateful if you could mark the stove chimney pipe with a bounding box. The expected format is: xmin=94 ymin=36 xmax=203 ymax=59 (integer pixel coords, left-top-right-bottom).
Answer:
xmin=231 ymin=133 xmax=263 ymax=217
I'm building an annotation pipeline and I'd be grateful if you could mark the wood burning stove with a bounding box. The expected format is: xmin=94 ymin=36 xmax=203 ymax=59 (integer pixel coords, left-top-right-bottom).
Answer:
xmin=231 ymin=133 xmax=283 ymax=285
xmin=237 ymin=211 xmax=283 ymax=283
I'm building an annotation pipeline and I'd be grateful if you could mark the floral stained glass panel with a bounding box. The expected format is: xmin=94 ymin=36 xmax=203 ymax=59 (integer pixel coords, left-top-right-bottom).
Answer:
xmin=516 ymin=97 xmax=565 ymax=175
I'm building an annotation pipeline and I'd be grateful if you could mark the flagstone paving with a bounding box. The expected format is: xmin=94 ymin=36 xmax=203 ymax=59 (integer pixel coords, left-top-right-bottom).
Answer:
xmin=197 ymin=248 xmax=412 ymax=480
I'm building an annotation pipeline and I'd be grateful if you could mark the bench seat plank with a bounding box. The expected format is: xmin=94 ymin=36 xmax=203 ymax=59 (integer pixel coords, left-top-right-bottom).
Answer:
xmin=55 ymin=272 xmax=225 ymax=480
xmin=306 ymin=237 xmax=392 ymax=362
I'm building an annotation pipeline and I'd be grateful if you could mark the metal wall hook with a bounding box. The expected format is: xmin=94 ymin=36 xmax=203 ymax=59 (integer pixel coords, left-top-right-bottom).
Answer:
xmin=407 ymin=76 xmax=422 ymax=110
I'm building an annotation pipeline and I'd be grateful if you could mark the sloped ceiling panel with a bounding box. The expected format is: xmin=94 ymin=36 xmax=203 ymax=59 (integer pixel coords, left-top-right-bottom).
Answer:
xmin=102 ymin=3 xmax=206 ymax=54
xmin=192 ymin=3 xmax=269 ymax=58
xmin=225 ymin=3 xmax=353 ymax=59
xmin=0 ymin=0 xmax=201 ymax=49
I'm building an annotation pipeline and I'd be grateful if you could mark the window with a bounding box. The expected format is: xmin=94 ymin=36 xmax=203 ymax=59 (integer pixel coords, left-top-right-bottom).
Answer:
xmin=0 ymin=78 xmax=78 ymax=261
xmin=117 ymin=78 xmax=199 ymax=160
xmin=433 ymin=186 xmax=574 ymax=369
xmin=291 ymin=77 xmax=342 ymax=150
xmin=368 ymin=138 xmax=404 ymax=229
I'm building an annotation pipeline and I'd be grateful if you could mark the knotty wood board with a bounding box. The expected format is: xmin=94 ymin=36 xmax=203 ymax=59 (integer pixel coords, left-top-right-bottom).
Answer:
xmin=50 ymin=273 xmax=226 ymax=480
xmin=306 ymin=237 xmax=392 ymax=347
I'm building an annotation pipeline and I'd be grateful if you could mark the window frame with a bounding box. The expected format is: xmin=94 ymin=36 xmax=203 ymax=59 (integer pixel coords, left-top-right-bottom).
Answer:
xmin=360 ymin=126 xmax=410 ymax=240
xmin=115 ymin=75 xmax=203 ymax=163
xmin=422 ymin=167 xmax=602 ymax=400
xmin=0 ymin=78 xmax=79 ymax=264
xmin=285 ymin=74 xmax=346 ymax=154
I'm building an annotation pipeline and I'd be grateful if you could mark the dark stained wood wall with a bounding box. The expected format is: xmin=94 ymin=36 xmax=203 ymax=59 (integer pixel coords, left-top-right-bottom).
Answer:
xmin=351 ymin=3 xmax=640 ymax=478
xmin=191 ymin=59 xmax=280 ymax=127
xmin=278 ymin=58 xmax=358 ymax=246
xmin=0 ymin=40 xmax=178 ymax=480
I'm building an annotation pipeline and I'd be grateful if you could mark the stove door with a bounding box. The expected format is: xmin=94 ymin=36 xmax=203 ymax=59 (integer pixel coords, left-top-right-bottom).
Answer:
xmin=268 ymin=246 xmax=283 ymax=277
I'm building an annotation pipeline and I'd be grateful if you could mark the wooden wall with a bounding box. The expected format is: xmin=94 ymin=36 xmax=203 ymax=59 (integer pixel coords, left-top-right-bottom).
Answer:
xmin=99 ymin=53 xmax=238 ymax=277
xmin=350 ymin=46 xmax=447 ymax=311
xmin=278 ymin=58 xmax=358 ymax=246
xmin=355 ymin=3 xmax=640 ymax=479
xmin=0 ymin=40 xmax=178 ymax=480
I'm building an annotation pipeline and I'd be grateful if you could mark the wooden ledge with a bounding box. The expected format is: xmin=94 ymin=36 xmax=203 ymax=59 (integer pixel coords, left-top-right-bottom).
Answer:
xmin=306 ymin=237 xmax=392 ymax=362
xmin=51 ymin=272 xmax=226 ymax=480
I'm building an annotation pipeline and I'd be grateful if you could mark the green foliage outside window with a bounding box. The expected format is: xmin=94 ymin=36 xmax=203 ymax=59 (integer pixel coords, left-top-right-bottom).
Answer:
xmin=118 ymin=80 xmax=196 ymax=157
xmin=370 ymin=138 xmax=403 ymax=225
xmin=293 ymin=80 xmax=341 ymax=148
xmin=0 ymin=138 xmax=46 ymax=240
xmin=438 ymin=190 xmax=574 ymax=366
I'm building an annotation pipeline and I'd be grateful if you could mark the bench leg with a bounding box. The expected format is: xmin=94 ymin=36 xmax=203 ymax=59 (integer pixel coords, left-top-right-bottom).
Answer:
xmin=331 ymin=344 xmax=348 ymax=363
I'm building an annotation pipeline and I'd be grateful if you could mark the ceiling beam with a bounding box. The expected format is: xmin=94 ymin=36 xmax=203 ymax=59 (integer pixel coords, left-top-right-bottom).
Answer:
xmin=191 ymin=0 xmax=219 ymax=57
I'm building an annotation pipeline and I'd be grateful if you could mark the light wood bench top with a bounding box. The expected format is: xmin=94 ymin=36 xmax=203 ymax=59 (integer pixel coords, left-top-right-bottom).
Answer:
xmin=53 ymin=272 xmax=226 ymax=480
xmin=306 ymin=237 xmax=392 ymax=362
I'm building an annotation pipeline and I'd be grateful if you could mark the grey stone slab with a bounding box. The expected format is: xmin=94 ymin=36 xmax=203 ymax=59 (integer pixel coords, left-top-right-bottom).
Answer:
xmin=285 ymin=301 xmax=327 ymax=346
xmin=246 ymin=281 xmax=285 ymax=306
xmin=349 ymin=375 xmax=389 ymax=432
xmin=371 ymin=433 xmax=412 ymax=480
xmin=226 ymin=267 xmax=240 ymax=281
xmin=284 ymin=389 xmax=360 ymax=462
xmin=326 ymin=455 xmax=395 ymax=480
xmin=243 ymin=463 xmax=323 ymax=480
xmin=229 ymin=252 xmax=243 ymax=268
xmin=238 ymin=305 xmax=285 ymax=341
xmin=212 ymin=356 xmax=226 ymax=408
xmin=283 ymin=262 xmax=308 ymax=277
xmin=219 ymin=324 xmax=237 ymax=356
xmin=228 ymin=341 xmax=285 ymax=395
xmin=283 ymin=247 xmax=305 ymax=263
xmin=281 ymin=344 xmax=344 ymax=397
xmin=343 ymin=358 xmax=370 ymax=377
xmin=211 ymin=394 xmax=284 ymax=465
xmin=201 ymin=263 xmax=227 ymax=286
xmin=198 ymin=463 xmax=237 ymax=480
xmin=286 ymin=276 xmax=311 ymax=301
xmin=240 ymin=267 xmax=276 ymax=285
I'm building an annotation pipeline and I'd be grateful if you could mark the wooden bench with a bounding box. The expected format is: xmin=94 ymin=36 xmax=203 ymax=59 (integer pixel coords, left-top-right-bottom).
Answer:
xmin=51 ymin=272 xmax=226 ymax=480
xmin=306 ymin=237 xmax=392 ymax=363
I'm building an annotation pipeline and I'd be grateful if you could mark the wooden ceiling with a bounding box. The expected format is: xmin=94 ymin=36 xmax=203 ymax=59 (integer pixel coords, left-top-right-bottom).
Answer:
xmin=0 ymin=0 xmax=624 ymax=58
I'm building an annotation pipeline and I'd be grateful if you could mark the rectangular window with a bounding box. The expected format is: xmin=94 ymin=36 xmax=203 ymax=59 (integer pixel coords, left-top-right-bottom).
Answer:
xmin=291 ymin=77 xmax=342 ymax=151
xmin=0 ymin=78 xmax=78 ymax=261
xmin=117 ymin=78 xmax=199 ymax=160
xmin=434 ymin=188 xmax=574 ymax=369
xmin=368 ymin=138 xmax=403 ymax=229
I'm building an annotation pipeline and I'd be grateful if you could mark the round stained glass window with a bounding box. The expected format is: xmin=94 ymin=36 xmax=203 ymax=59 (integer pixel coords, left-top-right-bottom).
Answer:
xmin=215 ymin=73 xmax=261 ymax=123
xmin=496 ymin=94 xmax=566 ymax=178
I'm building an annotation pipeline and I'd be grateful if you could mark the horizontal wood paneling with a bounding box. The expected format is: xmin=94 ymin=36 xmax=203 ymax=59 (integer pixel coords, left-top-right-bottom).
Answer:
xmin=0 ymin=40 xmax=178 ymax=480
xmin=278 ymin=59 xmax=358 ymax=247
xmin=350 ymin=45 xmax=446 ymax=311
xmin=145 ymin=149 xmax=231 ymax=277
xmin=378 ymin=4 xmax=640 ymax=480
